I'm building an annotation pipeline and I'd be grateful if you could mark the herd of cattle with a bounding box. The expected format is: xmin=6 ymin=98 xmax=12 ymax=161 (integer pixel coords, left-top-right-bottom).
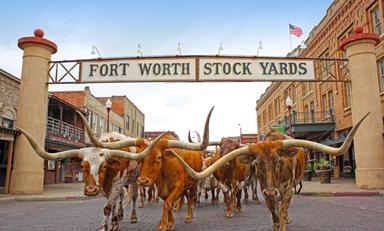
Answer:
xmin=18 ymin=107 xmax=369 ymax=231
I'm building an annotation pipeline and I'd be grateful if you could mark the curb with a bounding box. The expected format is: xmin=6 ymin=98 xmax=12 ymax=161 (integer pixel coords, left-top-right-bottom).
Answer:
xmin=299 ymin=191 xmax=382 ymax=197
xmin=0 ymin=195 xmax=101 ymax=203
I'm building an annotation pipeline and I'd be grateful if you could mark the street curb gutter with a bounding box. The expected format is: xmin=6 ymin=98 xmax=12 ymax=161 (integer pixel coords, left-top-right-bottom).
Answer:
xmin=299 ymin=191 xmax=382 ymax=197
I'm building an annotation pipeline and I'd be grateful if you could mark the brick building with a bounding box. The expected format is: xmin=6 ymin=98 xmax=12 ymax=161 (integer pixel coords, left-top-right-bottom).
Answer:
xmin=256 ymin=0 xmax=384 ymax=178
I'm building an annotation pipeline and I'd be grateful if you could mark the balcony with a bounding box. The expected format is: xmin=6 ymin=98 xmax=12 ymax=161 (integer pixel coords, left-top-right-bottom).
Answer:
xmin=46 ymin=116 xmax=85 ymax=147
xmin=273 ymin=110 xmax=335 ymax=138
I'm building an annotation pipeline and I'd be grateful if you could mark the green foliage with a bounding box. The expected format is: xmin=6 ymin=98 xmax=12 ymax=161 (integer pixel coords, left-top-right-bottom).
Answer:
xmin=62 ymin=158 xmax=71 ymax=164
xmin=306 ymin=162 xmax=312 ymax=171
xmin=314 ymin=157 xmax=331 ymax=171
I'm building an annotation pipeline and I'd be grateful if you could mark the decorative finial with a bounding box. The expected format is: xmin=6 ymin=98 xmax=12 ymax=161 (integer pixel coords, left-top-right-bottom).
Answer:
xmin=34 ymin=29 xmax=44 ymax=38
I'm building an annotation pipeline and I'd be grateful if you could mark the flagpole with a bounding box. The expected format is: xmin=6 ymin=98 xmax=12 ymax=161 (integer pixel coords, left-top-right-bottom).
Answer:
xmin=289 ymin=23 xmax=292 ymax=51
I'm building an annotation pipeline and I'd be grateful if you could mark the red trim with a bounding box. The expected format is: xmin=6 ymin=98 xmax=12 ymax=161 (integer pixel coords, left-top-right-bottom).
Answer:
xmin=18 ymin=36 xmax=57 ymax=54
xmin=339 ymin=33 xmax=380 ymax=51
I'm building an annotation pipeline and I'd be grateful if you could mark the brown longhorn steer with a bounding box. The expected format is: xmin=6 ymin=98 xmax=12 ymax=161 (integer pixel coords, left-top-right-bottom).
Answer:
xmin=171 ymin=113 xmax=368 ymax=231
xmin=264 ymin=131 xmax=306 ymax=195
xmin=210 ymin=138 xmax=250 ymax=217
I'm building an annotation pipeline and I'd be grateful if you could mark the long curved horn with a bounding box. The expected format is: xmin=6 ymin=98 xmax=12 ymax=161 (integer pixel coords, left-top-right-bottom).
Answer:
xmin=281 ymin=112 xmax=370 ymax=155
xmin=194 ymin=131 xmax=201 ymax=143
xmin=77 ymin=111 xmax=138 ymax=148
xmin=208 ymin=141 xmax=220 ymax=146
xmin=171 ymin=146 xmax=250 ymax=179
xmin=18 ymin=127 xmax=81 ymax=160
xmin=106 ymin=132 xmax=167 ymax=160
xmin=165 ymin=106 xmax=214 ymax=150
xmin=188 ymin=130 xmax=193 ymax=143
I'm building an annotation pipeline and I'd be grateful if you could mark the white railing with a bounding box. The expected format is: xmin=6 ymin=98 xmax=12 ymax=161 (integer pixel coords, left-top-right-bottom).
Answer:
xmin=46 ymin=116 xmax=84 ymax=141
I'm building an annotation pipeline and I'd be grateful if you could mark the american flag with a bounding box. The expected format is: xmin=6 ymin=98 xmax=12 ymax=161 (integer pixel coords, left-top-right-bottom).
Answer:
xmin=289 ymin=24 xmax=303 ymax=37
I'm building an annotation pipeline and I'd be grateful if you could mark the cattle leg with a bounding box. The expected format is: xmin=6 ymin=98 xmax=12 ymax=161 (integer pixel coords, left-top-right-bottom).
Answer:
xmin=100 ymin=203 xmax=112 ymax=231
xmin=138 ymin=186 xmax=145 ymax=208
xmin=223 ymin=190 xmax=233 ymax=218
xmin=185 ymin=187 xmax=197 ymax=223
xmin=117 ymin=191 xmax=124 ymax=221
xmin=158 ymin=186 xmax=183 ymax=231
xmin=174 ymin=194 xmax=184 ymax=213
xmin=279 ymin=186 xmax=293 ymax=231
xmin=252 ymin=178 xmax=261 ymax=204
xmin=295 ymin=180 xmax=303 ymax=195
xmin=167 ymin=209 xmax=175 ymax=230
xmin=130 ymin=183 xmax=138 ymax=223
xmin=265 ymin=198 xmax=280 ymax=231
xmin=243 ymin=186 xmax=249 ymax=202
xmin=235 ymin=184 xmax=243 ymax=213
xmin=110 ymin=204 xmax=120 ymax=231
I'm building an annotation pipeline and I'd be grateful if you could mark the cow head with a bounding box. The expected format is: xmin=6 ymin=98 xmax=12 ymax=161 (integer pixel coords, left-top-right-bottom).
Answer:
xmin=137 ymin=133 xmax=177 ymax=187
xmin=170 ymin=113 xmax=370 ymax=200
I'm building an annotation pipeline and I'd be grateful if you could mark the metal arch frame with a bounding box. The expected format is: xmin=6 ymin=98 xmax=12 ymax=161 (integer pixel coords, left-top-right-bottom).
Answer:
xmin=48 ymin=55 xmax=350 ymax=84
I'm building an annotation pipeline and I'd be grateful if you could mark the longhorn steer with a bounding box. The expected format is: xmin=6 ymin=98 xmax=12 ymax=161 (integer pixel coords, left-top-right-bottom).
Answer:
xmin=171 ymin=113 xmax=368 ymax=231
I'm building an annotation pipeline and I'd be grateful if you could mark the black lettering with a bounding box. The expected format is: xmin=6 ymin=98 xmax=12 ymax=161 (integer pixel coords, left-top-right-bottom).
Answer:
xmin=109 ymin=64 xmax=118 ymax=76
xmin=162 ymin=63 xmax=171 ymax=75
xmin=223 ymin=63 xmax=231 ymax=74
xmin=172 ymin=63 xmax=181 ymax=75
xmin=139 ymin=63 xmax=152 ymax=75
xmin=119 ymin=63 xmax=130 ymax=75
xmin=213 ymin=63 xmax=221 ymax=75
xmin=268 ymin=63 xmax=278 ymax=75
xmin=204 ymin=63 xmax=212 ymax=75
xmin=153 ymin=63 xmax=161 ymax=75
xmin=181 ymin=63 xmax=190 ymax=75
xmin=100 ymin=64 xmax=108 ymax=76
xmin=280 ymin=63 xmax=288 ymax=74
xmin=243 ymin=62 xmax=252 ymax=74
xmin=289 ymin=63 xmax=297 ymax=74
xmin=89 ymin=64 xmax=98 ymax=77
xmin=233 ymin=63 xmax=241 ymax=74
xmin=259 ymin=62 xmax=269 ymax=75
xmin=298 ymin=63 xmax=307 ymax=74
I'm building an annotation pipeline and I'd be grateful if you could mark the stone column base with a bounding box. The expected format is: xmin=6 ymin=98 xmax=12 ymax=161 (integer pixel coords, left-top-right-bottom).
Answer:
xmin=355 ymin=168 xmax=384 ymax=189
xmin=9 ymin=170 xmax=44 ymax=194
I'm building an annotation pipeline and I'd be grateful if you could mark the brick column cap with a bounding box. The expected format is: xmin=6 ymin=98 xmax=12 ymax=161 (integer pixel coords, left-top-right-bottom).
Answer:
xmin=339 ymin=26 xmax=380 ymax=51
xmin=18 ymin=29 xmax=57 ymax=54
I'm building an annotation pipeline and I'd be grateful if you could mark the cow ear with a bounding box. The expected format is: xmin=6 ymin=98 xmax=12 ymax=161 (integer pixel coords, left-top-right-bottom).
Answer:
xmin=279 ymin=147 xmax=300 ymax=158
xmin=107 ymin=159 xmax=122 ymax=167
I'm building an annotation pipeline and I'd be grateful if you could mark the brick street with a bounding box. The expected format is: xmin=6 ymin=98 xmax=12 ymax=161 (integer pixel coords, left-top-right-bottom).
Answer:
xmin=0 ymin=195 xmax=383 ymax=231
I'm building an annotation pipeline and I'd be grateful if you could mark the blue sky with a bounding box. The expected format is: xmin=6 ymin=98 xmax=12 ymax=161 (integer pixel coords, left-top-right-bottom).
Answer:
xmin=0 ymin=0 xmax=333 ymax=140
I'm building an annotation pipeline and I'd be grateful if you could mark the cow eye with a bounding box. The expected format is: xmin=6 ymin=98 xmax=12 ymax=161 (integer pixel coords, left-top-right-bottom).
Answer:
xmin=156 ymin=155 xmax=162 ymax=161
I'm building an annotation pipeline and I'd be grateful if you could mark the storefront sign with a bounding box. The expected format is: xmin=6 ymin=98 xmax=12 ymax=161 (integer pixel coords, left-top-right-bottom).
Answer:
xmin=79 ymin=57 xmax=314 ymax=83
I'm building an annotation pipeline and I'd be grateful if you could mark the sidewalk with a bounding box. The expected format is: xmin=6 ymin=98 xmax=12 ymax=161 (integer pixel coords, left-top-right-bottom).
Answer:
xmin=0 ymin=183 xmax=99 ymax=203
xmin=299 ymin=177 xmax=384 ymax=197
xmin=1 ymin=178 xmax=383 ymax=203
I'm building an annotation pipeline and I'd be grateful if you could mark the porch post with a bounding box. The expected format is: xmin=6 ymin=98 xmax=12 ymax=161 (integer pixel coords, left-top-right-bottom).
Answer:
xmin=10 ymin=29 xmax=57 ymax=194
xmin=340 ymin=26 xmax=384 ymax=189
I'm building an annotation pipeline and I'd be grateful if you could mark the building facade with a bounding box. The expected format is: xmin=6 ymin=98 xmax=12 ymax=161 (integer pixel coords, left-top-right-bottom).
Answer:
xmin=256 ymin=0 xmax=384 ymax=177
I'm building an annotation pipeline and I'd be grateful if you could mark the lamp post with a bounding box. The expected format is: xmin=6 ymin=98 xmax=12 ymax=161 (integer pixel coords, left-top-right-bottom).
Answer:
xmin=238 ymin=123 xmax=242 ymax=144
xmin=285 ymin=96 xmax=293 ymax=137
xmin=105 ymin=99 xmax=112 ymax=132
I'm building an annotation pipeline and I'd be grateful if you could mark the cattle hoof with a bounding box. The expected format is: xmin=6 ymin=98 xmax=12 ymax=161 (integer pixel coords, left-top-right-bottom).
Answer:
xmin=110 ymin=222 xmax=119 ymax=231
xmin=235 ymin=206 xmax=242 ymax=213
xmin=117 ymin=211 xmax=124 ymax=221
xmin=167 ymin=223 xmax=176 ymax=230
xmin=99 ymin=225 xmax=108 ymax=231
xmin=285 ymin=218 xmax=292 ymax=224
xmin=184 ymin=217 xmax=192 ymax=223
xmin=138 ymin=201 xmax=144 ymax=208
xmin=130 ymin=216 xmax=138 ymax=224
xmin=255 ymin=199 xmax=261 ymax=205
xmin=225 ymin=211 xmax=233 ymax=218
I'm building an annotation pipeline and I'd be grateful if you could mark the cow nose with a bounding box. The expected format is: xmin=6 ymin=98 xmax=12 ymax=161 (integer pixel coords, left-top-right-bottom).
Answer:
xmin=263 ymin=188 xmax=279 ymax=198
xmin=137 ymin=177 xmax=150 ymax=186
xmin=85 ymin=186 xmax=99 ymax=196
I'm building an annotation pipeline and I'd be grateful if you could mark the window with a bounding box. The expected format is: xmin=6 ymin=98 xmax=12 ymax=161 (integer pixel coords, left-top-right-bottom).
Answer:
xmin=263 ymin=110 xmax=267 ymax=128
xmin=320 ymin=51 xmax=330 ymax=80
xmin=125 ymin=115 xmax=130 ymax=129
xmin=322 ymin=94 xmax=328 ymax=112
xmin=274 ymin=97 xmax=280 ymax=118
xmin=328 ymin=90 xmax=334 ymax=113
xmin=303 ymin=82 xmax=313 ymax=96
xmin=371 ymin=6 xmax=382 ymax=35
xmin=304 ymin=105 xmax=309 ymax=122
xmin=47 ymin=160 xmax=56 ymax=170
xmin=2 ymin=118 xmax=14 ymax=128
xmin=344 ymin=81 xmax=352 ymax=108
xmin=378 ymin=58 xmax=384 ymax=92
xmin=268 ymin=104 xmax=273 ymax=122
xmin=99 ymin=117 xmax=104 ymax=133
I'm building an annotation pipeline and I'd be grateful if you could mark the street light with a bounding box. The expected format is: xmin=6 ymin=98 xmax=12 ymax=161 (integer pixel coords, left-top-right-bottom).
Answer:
xmin=105 ymin=99 xmax=112 ymax=132
xmin=285 ymin=96 xmax=293 ymax=137
xmin=238 ymin=123 xmax=242 ymax=144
